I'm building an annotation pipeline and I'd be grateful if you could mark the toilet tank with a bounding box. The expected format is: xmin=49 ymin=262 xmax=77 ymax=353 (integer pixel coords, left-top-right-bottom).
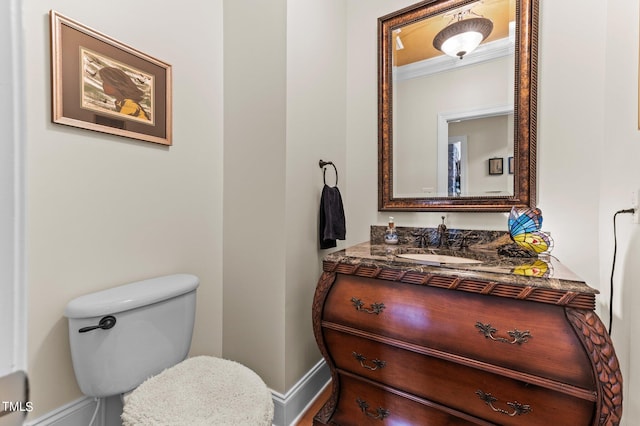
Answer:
xmin=64 ymin=274 xmax=199 ymax=398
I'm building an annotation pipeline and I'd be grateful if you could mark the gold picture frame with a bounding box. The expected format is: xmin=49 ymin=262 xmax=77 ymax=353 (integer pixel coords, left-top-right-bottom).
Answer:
xmin=50 ymin=10 xmax=172 ymax=145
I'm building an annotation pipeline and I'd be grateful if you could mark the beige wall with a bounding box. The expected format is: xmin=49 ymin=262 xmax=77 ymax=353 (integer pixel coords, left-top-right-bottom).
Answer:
xmin=15 ymin=0 xmax=640 ymax=423
xmin=22 ymin=0 xmax=345 ymax=416
xmin=284 ymin=0 xmax=347 ymax=391
xmin=223 ymin=0 xmax=347 ymax=394
xmin=223 ymin=0 xmax=288 ymax=392
xmin=23 ymin=0 xmax=223 ymax=418
xmin=395 ymin=57 xmax=511 ymax=196
xmin=449 ymin=115 xmax=511 ymax=195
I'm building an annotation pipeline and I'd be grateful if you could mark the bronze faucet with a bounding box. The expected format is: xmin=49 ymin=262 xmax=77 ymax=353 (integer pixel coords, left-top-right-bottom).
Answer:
xmin=437 ymin=216 xmax=449 ymax=248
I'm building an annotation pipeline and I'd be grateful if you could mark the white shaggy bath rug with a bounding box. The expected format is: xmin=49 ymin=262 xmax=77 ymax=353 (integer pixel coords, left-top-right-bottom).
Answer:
xmin=121 ymin=356 xmax=274 ymax=426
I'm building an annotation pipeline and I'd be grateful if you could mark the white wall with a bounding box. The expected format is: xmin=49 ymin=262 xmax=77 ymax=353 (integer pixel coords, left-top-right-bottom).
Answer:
xmin=0 ymin=0 xmax=15 ymax=374
xmin=602 ymin=0 xmax=640 ymax=422
xmin=0 ymin=0 xmax=26 ymax=375
xmin=542 ymin=1 xmax=640 ymax=421
xmin=22 ymin=0 xmax=223 ymax=418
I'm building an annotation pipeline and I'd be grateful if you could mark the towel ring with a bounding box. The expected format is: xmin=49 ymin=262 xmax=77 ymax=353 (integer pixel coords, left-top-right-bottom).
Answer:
xmin=319 ymin=160 xmax=338 ymax=186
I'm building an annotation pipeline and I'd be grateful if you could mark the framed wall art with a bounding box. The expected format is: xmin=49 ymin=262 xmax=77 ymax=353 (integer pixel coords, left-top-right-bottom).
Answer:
xmin=50 ymin=10 xmax=172 ymax=145
xmin=508 ymin=156 xmax=514 ymax=174
xmin=488 ymin=157 xmax=503 ymax=175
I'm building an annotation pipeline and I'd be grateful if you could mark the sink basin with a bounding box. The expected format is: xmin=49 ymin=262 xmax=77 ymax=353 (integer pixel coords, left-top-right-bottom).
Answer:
xmin=396 ymin=253 xmax=483 ymax=265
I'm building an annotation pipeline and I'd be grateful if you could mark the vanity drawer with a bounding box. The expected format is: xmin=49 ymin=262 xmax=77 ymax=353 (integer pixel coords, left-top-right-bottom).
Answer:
xmin=325 ymin=328 xmax=596 ymax=426
xmin=323 ymin=275 xmax=595 ymax=388
xmin=331 ymin=373 xmax=490 ymax=426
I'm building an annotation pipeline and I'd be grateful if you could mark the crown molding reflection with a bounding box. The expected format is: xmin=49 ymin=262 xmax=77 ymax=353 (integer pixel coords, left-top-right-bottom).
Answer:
xmin=395 ymin=37 xmax=514 ymax=82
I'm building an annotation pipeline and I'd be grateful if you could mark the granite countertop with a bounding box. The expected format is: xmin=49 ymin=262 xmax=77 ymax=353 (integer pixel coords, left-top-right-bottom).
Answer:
xmin=323 ymin=240 xmax=598 ymax=295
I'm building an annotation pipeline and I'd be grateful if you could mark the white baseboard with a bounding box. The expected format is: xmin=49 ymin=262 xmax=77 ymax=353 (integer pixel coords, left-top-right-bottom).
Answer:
xmin=23 ymin=360 xmax=329 ymax=426
xmin=271 ymin=359 xmax=330 ymax=426
xmin=24 ymin=397 xmax=101 ymax=426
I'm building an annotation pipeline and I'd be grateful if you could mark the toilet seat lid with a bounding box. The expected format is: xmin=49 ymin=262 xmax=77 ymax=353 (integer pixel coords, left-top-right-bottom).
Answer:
xmin=121 ymin=356 xmax=274 ymax=426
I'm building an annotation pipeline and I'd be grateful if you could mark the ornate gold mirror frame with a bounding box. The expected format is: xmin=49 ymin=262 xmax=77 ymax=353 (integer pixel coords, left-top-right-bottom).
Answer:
xmin=378 ymin=0 xmax=538 ymax=212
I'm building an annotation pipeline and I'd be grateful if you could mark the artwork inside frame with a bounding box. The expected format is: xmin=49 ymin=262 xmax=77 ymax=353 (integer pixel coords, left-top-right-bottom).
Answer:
xmin=508 ymin=156 xmax=514 ymax=174
xmin=488 ymin=157 xmax=503 ymax=175
xmin=50 ymin=10 xmax=172 ymax=146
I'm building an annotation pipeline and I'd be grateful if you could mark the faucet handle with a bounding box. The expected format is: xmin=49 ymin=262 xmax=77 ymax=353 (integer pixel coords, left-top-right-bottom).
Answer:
xmin=459 ymin=236 xmax=468 ymax=249
xmin=437 ymin=217 xmax=449 ymax=247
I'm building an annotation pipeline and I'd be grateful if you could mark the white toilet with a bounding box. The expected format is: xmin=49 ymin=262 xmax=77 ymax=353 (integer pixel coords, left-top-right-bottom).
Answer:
xmin=64 ymin=274 xmax=274 ymax=425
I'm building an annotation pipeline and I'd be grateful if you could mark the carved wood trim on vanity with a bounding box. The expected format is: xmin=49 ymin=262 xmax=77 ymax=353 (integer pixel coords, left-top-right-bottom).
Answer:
xmin=312 ymin=271 xmax=338 ymax=424
xmin=567 ymin=309 xmax=624 ymax=426
xmin=323 ymin=261 xmax=596 ymax=310
xmin=313 ymin=261 xmax=623 ymax=425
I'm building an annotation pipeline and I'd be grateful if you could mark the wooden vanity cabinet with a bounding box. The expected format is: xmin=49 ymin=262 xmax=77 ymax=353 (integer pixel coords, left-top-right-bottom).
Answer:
xmin=312 ymin=261 xmax=623 ymax=426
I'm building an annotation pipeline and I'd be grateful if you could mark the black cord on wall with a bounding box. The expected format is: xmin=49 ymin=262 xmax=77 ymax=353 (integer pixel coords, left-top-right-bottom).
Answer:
xmin=609 ymin=208 xmax=635 ymax=335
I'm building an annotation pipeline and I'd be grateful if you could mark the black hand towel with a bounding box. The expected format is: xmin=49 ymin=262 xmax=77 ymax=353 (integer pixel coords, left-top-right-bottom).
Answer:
xmin=319 ymin=184 xmax=346 ymax=249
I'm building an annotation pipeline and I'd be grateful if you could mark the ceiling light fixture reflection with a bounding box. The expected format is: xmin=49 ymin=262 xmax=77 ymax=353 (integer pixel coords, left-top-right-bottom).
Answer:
xmin=433 ymin=11 xmax=493 ymax=60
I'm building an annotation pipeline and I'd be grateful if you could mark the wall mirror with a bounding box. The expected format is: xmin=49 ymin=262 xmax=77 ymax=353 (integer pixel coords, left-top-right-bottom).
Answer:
xmin=378 ymin=0 xmax=538 ymax=211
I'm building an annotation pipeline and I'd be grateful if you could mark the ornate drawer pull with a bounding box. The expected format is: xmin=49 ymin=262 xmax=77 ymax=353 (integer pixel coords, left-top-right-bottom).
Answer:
xmin=351 ymin=297 xmax=385 ymax=315
xmin=356 ymin=398 xmax=390 ymax=420
xmin=476 ymin=390 xmax=532 ymax=417
xmin=475 ymin=322 xmax=531 ymax=345
xmin=352 ymin=352 xmax=386 ymax=371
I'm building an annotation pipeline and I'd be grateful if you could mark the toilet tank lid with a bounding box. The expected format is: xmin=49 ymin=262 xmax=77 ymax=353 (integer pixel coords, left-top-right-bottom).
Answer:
xmin=64 ymin=274 xmax=199 ymax=318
